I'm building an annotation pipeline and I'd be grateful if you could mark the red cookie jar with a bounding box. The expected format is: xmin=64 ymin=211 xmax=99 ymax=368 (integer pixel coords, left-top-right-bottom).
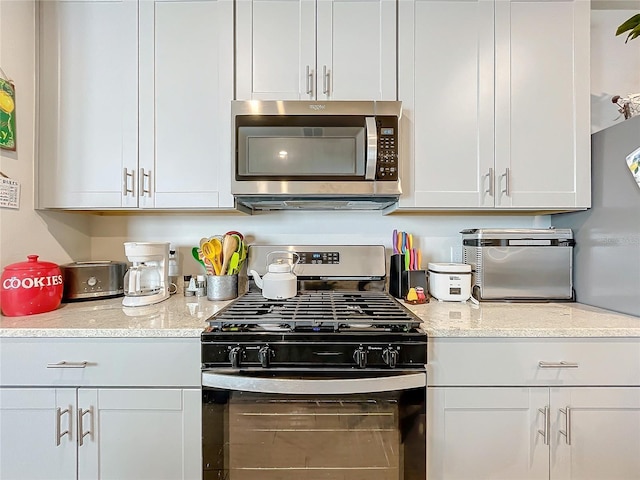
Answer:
xmin=1 ymin=255 xmax=64 ymax=316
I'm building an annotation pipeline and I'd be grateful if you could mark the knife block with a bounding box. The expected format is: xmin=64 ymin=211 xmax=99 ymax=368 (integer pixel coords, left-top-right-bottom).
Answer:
xmin=389 ymin=254 xmax=404 ymax=298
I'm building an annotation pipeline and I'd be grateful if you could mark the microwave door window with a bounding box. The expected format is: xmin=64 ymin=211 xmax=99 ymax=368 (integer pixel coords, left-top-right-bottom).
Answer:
xmin=238 ymin=126 xmax=365 ymax=178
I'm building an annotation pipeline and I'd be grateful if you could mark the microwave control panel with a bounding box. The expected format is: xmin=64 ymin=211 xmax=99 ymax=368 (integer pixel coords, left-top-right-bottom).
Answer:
xmin=376 ymin=116 xmax=398 ymax=180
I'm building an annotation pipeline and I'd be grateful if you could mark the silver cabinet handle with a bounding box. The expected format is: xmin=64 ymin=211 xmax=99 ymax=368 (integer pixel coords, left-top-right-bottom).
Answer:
xmin=537 ymin=405 xmax=550 ymax=445
xmin=500 ymin=168 xmax=511 ymax=197
xmin=305 ymin=65 xmax=314 ymax=96
xmin=538 ymin=361 xmax=579 ymax=368
xmin=322 ymin=65 xmax=330 ymax=96
xmin=78 ymin=406 xmax=93 ymax=447
xmin=47 ymin=361 xmax=89 ymax=369
xmin=559 ymin=406 xmax=572 ymax=445
xmin=140 ymin=168 xmax=152 ymax=197
xmin=485 ymin=167 xmax=495 ymax=197
xmin=56 ymin=406 xmax=72 ymax=446
xmin=123 ymin=168 xmax=134 ymax=196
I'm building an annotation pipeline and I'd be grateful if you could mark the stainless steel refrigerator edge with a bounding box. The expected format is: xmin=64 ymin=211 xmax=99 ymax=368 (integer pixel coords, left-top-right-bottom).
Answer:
xmin=553 ymin=116 xmax=640 ymax=316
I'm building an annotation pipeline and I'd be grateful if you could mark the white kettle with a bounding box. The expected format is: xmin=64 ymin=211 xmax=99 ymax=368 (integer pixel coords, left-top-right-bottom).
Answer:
xmin=249 ymin=252 xmax=299 ymax=300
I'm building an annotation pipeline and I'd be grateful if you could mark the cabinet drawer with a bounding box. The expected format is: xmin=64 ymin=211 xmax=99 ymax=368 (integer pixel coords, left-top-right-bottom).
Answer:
xmin=0 ymin=337 xmax=200 ymax=387
xmin=428 ymin=338 xmax=640 ymax=387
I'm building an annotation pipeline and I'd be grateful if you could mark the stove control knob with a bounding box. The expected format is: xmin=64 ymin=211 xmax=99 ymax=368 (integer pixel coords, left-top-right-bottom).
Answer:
xmin=258 ymin=345 xmax=272 ymax=368
xmin=353 ymin=347 xmax=368 ymax=369
xmin=382 ymin=347 xmax=398 ymax=368
xmin=229 ymin=346 xmax=243 ymax=368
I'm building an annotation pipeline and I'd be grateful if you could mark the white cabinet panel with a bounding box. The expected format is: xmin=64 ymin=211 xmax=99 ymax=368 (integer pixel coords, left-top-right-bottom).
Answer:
xmin=78 ymin=388 xmax=201 ymax=480
xmin=550 ymin=387 xmax=640 ymax=480
xmin=236 ymin=0 xmax=315 ymax=100
xmin=428 ymin=338 xmax=640 ymax=479
xmin=38 ymin=0 xmax=234 ymax=210
xmin=139 ymin=0 xmax=234 ymax=209
xmin=236 ymin=0 xmax=395 ymax=101
xmin=0 ymin=337 xmax=202 ymax=480
xmin=428 ymin=387 xmax=549 ymax=480
xmin=494 ymin=0 xmax=590 ymax=209
xmin=399 ymin=0 xmax=590 ymax=210
xmin=38 ymin=0 xmax=138 ymax=209
xmin=398 ymin=0 xmax=494 ymax=208
xmin=0 ymin=388 xmax=77 ymax=480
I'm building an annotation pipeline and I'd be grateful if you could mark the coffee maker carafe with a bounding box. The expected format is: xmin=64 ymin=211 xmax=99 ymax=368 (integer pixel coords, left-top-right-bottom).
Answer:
xmin=122 ymin=242 xmax=170 ymax=307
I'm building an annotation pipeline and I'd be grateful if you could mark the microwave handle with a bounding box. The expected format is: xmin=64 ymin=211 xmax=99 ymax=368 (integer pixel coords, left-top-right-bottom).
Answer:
xmin=365 ymin=116 xmax=378 ymax=180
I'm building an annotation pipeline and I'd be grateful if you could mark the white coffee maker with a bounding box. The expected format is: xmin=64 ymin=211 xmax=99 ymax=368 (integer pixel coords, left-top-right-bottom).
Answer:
xmin=122 ymin=242 xmax=170 ymax=307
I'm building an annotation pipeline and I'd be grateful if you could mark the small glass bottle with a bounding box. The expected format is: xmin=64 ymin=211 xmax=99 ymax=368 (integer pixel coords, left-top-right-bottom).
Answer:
xmin=195 ymin=275 xmax=206 ymax=297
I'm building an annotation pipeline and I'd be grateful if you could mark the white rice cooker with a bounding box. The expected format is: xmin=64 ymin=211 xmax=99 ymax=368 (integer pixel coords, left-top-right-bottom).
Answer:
xmin=427 ymin=262 xmax=472 ymax=302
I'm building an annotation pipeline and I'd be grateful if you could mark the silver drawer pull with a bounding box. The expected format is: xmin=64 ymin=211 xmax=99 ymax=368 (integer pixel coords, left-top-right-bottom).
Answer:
xmin=538 ymin=361 xmax=579 ymax=369
xmin=47 ymin=361 xmax=89 ymax=369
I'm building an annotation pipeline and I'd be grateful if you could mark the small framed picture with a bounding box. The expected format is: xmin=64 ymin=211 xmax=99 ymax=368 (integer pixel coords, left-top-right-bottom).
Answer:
xmin=0 ymin=78 xmax=16 ymax=151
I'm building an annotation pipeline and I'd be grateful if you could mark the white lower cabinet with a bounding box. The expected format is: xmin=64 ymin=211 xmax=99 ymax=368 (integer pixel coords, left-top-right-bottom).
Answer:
xmin=0 ymin=338 xmax=202 ymax=480
xmin=427 ymin=338 xmax=640 ymax=480
xmin=0 ymin=388 xmax=200 ymax=480
xmin=428 ymin=386 xmax=640 ymax=480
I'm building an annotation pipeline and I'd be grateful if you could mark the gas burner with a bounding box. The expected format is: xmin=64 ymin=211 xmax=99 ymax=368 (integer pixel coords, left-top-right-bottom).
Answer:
xmin=206 ymin=290 xmax=423 ymax=333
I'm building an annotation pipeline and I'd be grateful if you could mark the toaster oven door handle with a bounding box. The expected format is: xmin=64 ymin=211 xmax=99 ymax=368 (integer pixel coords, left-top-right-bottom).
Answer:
xmin=202 ymin=371 xmax=425 ymax=395
xmin=364 ymin=116 xmax=378 ymax=180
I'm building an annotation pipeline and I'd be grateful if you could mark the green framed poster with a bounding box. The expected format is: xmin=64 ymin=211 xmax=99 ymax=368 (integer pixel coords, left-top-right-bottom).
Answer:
xmin=0 ymin=78 xmax=16 ymax=151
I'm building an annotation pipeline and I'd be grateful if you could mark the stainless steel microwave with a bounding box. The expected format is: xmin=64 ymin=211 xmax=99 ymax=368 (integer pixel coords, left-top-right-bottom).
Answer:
xmin=231 ymin=100 xmax=402 ymax=212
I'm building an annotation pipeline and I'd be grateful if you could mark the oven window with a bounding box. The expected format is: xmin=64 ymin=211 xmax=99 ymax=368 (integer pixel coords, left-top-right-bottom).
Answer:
xmin=203 ymin=389 xmax=425 ymax=480
xmin=237 ymin=126 xmax=365 ymax=177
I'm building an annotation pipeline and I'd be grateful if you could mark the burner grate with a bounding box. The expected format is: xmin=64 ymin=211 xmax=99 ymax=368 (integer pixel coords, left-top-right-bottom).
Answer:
xmin=207 ymin=291 xmax=421 ymax=332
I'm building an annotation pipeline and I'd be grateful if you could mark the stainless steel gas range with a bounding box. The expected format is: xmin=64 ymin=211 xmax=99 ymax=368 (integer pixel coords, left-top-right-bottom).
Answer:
xmin=201 ymin=245 xmax=427 ymax=480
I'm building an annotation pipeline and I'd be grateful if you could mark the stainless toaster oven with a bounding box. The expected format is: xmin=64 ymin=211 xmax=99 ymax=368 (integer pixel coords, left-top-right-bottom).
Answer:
xmin=461 ymin=228 xmax=575 ymax=301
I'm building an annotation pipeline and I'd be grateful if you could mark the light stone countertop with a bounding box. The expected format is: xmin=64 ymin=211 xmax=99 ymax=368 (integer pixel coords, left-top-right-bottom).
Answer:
xmin=405 ymin=299 xmax=640 ymax=337
xmin=1 ymin=293 xmax=638 ymax=338
xmin=0 ymin=295 xmax=232 ymax=338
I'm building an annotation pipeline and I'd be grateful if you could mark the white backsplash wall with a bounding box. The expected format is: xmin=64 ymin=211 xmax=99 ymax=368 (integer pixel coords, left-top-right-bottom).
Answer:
xmin=89 ymin=212 xmax=550 ymax=277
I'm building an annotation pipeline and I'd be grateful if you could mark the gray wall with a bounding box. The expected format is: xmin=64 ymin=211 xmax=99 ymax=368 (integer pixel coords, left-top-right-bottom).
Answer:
xmin=553 ymin=116 xmax=640 ymax=316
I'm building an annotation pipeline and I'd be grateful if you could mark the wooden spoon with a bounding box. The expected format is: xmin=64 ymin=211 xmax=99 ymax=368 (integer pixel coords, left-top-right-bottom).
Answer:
xmin=220 ymin=234 xmax=238 ymax=275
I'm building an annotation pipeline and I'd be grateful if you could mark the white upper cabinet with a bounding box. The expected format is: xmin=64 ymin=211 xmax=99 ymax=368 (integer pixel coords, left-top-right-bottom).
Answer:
xmin=494 ymin=0 xmax=590 ymax=209
xmin=236 ymin=0 xmax=396 ymax=101
xmin=139 ymin=0 xmax=234 ymax=209
xmin=398 ymin=0 xmax=495 ymax=208
xmin=38 ymin=0 xmax=139 ymax=209
xmin=37 ymin=0 xmax=234 ymax=210
xmin=398 ymin=0 xmax=590 ymax=210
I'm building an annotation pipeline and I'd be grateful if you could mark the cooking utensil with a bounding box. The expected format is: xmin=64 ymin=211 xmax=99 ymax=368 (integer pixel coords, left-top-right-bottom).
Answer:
xmin=191 ymin=247 xmax=206 ymax=270
xmin=220 ymin=234 xmax=238 ymax=275
xmin=227 ymin=252 xmax=240 ymax=275
xmin=201 ymin=237 xmax=223 ymax=275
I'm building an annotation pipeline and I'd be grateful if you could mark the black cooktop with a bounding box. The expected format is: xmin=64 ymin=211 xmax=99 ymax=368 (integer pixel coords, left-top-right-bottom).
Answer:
xmin=204 ymin=290 xmax=422 ymax=333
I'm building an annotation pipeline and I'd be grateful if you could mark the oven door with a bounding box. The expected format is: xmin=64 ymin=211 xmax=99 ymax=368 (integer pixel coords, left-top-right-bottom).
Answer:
xmin=202 ymin=369 xmax=426 ymax=480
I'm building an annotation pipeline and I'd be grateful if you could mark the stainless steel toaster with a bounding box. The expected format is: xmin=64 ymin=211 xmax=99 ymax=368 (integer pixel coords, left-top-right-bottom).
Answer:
xmin=461 ymin=228 xmax=575 ymax=301
xmin=60 ymin=261 xmax=127 ymax=300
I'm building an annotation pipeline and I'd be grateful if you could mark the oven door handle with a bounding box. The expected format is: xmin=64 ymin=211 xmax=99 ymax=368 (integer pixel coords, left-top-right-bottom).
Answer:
xmin=202 ymin=371 xmax=426 ymax=395
xmin=364 ymin=116 xmax=378 ymax=180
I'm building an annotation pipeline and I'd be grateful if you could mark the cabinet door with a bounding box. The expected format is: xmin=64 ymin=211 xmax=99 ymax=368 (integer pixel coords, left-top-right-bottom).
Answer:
xmin=550 ymin=387 xmax=640 ymax=480
xmin=38 ymin=0 xmax=138 ymax=209
xmin=398 ymin=0 xmax=495 ymax=208
xmin=236 ymin=0 xmax=316 ymax=100
xmin=428 ymin=387 xmax=549 ymax=480
xmin=139 ymin=0 xmax=234 ymax=209
xmin=78 ymin=388 xmax=201 ymax=480
xmin=494 ymin=0 xmax=590 ymax=209
xmin=0 ymin=388 xmax=77 ymax=480
xmin=316 ymin=0 xmax=396 ymax=100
